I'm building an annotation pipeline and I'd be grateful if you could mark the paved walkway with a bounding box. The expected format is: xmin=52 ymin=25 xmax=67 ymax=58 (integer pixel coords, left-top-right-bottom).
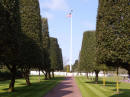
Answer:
xmin=44 ymin=77 xmax=82 ymax=97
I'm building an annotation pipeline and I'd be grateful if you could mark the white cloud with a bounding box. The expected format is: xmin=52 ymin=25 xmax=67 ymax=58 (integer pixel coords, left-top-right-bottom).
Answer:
xmin=45 ymin=12 xmax=54 ymax=19
xmin=40 ymin=10 xmax=54 ymax=20
xmin=82 ymin=21 xmax=96 ymax=30
xmin=41 ymin=0 xmax=69 ymax=11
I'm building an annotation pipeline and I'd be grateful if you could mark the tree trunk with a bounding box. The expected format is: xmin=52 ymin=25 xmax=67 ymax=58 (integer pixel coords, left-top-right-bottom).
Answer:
xmin=8 ymin=65 xmax=16 ymax=92
xmin=22 ymin=70 xmax=31 ymax=86
xmin=25 ymin=75 xmax=31 ymax=86
xmin=44 ymin=72 xmax=48 ymax=80
xmin=128 ymin=71 xmax=130 ymax=82
xmin=8 ymin=73 xmax=15 ymax=92
xmin=103 ymin=70 xmax=106 ymax=86
xmin=95 ymin=70 xmax=99 ymax=83
xmin=128 ymin=70 xmax=130 ymax=82
xmin=39 ymin=70 xmax=40 ymax=82
xmin=116 ymin=67 xmax=119 ymax=93
xmin=47 ymin=71 xmax=51 ymax=79
xmin=86 ymin=72 xmax=88 ymax=79
xmin=92 ymin=72 xmax=94 ymax=80
xmin=25 ymin=72 xmax=31 ymax=86
xmin=26 ymin=76 xmax=31 ymax=86
xmin=128 ymin=71 xmax=130 ymax=77
xmin=52 ymin=71 xmax=54 ymax=78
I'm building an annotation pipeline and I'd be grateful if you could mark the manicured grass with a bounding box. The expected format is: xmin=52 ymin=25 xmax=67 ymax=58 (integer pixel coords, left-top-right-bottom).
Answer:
xmin=0 ymin=76 xmax=64 ymax=97
xmin=75 ymin=76 xmax=130 ymax=97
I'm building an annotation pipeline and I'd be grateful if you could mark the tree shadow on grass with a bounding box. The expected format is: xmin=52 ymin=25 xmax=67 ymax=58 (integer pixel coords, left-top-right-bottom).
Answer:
xmin=85 ymin=80 xmax=130 ymax=97
xmin=85 ymin=80 xmax=123 ymax=88
xmin=0 ymin=77 xmax=64 ymax=97
xmin=110 ymin=89 xmax=130 ymax=97
xmin=85 ymin=80 xmax=117 ymax=86
xmin=0 ymin=80 xmax=10 ymax=85
xmin=49 ymin=77 xmax=65 ymax=81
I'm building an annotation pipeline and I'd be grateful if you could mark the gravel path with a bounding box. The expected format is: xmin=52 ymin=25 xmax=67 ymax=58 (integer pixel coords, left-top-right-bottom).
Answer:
xmin=44 ymin=77 xmax=82 ymax=97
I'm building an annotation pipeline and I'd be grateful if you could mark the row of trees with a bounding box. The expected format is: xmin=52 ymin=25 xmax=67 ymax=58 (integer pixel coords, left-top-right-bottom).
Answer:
xmin=0 ymin=0 xmax=63 ymax=92
xmin=77 ymin=0 xmax=129 ymax=83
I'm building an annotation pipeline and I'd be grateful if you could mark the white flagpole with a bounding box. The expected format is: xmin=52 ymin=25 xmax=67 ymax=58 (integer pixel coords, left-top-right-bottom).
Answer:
xmin=69 ymin=11 xmax=73 ymax=72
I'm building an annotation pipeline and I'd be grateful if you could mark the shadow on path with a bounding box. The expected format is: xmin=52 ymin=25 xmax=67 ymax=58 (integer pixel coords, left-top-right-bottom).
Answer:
xmin=44 ymin=77 xmax=82 ymax=97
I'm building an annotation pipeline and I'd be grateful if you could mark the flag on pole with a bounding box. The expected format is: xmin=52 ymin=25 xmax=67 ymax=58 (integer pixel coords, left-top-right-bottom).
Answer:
xmin=67 ymin=10 xmax=73 ymax=18
xmin=67 ymin=13 xmax=72 ymax=18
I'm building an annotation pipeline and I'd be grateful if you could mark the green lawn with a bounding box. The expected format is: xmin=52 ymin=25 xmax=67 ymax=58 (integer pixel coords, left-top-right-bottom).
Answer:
xmin=75 ymin=76 xmax=130 ymax=97
xmin=0 ymin=76 xmax=64 ymax=97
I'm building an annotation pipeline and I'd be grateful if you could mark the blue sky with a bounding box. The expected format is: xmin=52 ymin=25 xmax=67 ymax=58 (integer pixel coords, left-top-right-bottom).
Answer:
xmin=39 ymin=0 xmax=98 ymax=65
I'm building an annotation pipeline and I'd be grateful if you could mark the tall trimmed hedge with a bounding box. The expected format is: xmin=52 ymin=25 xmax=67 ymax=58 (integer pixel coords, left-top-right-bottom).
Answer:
xmin=0 ymin=0 xmax=20 ymax=65
xmin=79 ymin=31 xmax=96 ymax=72
xmin=79 ymin=31 xmax=100 ymax=82
xmin=41 ymin=18 xmax=51 ymax=77
xmin=0 ymin=0 xmax=21 ymax=92
xmin=19 ymin=0 xmax=43 ymax=85
xmin=49 ymin=38 xmax=59 ymax=70
xmin=19 ymin=0 xmax=42 ymax=66
xmin=49 ymin=38 xmax=63 ymax=72
xmin=58 ymin=48 xmax=63 ymax=71
xmin=96 ymin=0 xmax=130 ymax=74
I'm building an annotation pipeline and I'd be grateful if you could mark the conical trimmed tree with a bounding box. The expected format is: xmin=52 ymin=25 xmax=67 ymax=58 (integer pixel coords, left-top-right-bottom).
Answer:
xmin=19 ymin=0 xmax=43 ymax=85
xmin=49 ymin=37 xmax=63 ymax=78
xmin=41 ymin=18 xmax=51 ymax=79
xmin=58 ymin=48 xmax=63 ymax=71
xmin=79 ymin=31 xmax=101 ymax=82
xmin=0 ymin=0 xmax=21 ymax=92
xmin=96 ymin=0 xmax=130 ymax=74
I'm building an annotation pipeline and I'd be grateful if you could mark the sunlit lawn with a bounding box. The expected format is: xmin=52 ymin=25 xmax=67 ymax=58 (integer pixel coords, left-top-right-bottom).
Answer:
xmin=75 ymin=76 xmax=130 ymax=97
xmin=0 ymin=76 xmax=64 ymax=97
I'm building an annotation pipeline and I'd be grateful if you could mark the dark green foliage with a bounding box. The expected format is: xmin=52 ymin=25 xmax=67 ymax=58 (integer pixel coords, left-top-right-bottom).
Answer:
xmin=41 ymin=18 xmax=51 ymax=78
xmin=19 ymin=0 xmax=43 ymax=66
xmin=79 ymin=31 xmax=101 ymax=82
xmin=0 ymin=0 xmax=20 ymax=65
xmin=19 ymin=0 xmax=43 ymax=85
xmin=79 ymin=31 xmax=98 ymax=72
xmin=0 ymin=71 xmax=23 ymax=81
xmin=42 ymin=18 xmax=50 ymax=49
xmin=49 ymin=38 xmax=59 ymax=71
xmin=49 ymin=38 xmax=63 ymax=71
xmin=0 ymin=0 xmax=63 ymax=90
xmin=96 ymin=0 xmax=130 ymax=72
xmin=0 ymin=0 xmax=21 ymax=92
xmin=72 ymin=60 xmax=79 ymax=72
xmin=78 ymin=51 xmax=83 ymax=73
xmin=58 ymin=48 xmax=63 ymax=71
